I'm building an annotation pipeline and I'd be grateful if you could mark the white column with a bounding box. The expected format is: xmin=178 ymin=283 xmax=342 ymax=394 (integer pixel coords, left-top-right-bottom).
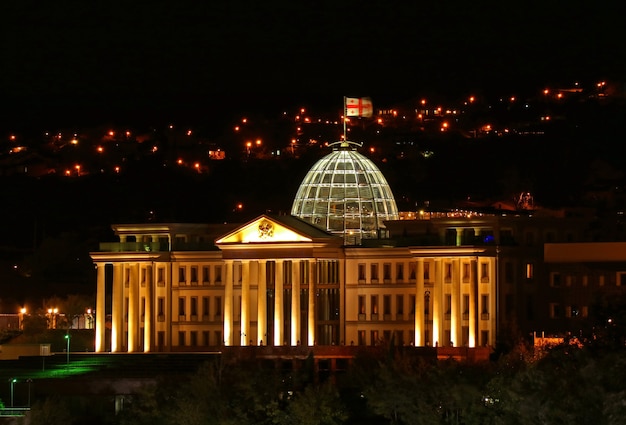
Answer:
xmin=291 ymin=261 xmax=301 ymax=346
xmin=469 ymin=258 xmax=478 ymax=347
xmin=308 ymin=260 xmax=315 ymax=346
xmin=95 ymin=263 xmax=106 ymax=352
xmin=111 ymin=263 xmax=123 ymax=352
xmin=257 ymin=260 xmax=267 ymax=345
xmin=415 ymin=259 xmax=424 ymax=346
xmin=128 ymin=263 xmax=139 ymax=352
xmin=451 ymin=259 xmax=460 ymax=347
xmin=143 ymin=264 xmax=153 ymax=352
xmin=224 ymin=260 xmax=234 ymax=346
xmin=489 ymin=257 xmax=497 ymax=346
xmin=433 ymin=259 xmax=442 ymax=347
xmin=241 ymin=260 xmax=250 ymax=346
xmin=274 ymin=260 xmax=284 ymax=346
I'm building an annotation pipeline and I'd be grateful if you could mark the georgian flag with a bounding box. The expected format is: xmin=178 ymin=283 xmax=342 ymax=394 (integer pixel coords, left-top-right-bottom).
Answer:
xmin=345 ymin=97 xmax=373 ymax=117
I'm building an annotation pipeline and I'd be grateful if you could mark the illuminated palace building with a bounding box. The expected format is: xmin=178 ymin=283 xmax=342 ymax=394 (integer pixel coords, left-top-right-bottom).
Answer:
xmin=91 ymin=142 xmax=621 ymax=353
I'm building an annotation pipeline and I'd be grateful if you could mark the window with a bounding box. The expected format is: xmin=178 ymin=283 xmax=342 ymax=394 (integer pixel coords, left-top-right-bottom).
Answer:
xmin=396 ymin=295 xmax=404 ymax=316
xmin=526 ymin=263 xmax=534 ymax=280
xmin=358 ymin=296 xmax=366 ymax=318
xmin=409 ymin=262 xmax=417 ymax=281
xmin=215 ymin=296 xmax=222 ymax=319
xmin=445 ymin=228 xmax=457 ymax=245
xmin=396 ymin=263 xmax=404 ymax=281
xmin=462 ymin=263 xmax=470 ymax=283
xmin=383 ymin=263 xmax=391 ymax=282
xmin=444 ymin=263 xmax=452 ymax=283
xmin=157 ymin=267 xmax=165 ymax=286
xmin=157 ymin=297 xmax=165 ymax=319
xmin=618 ymin=272 xmax=626 ymax=287
xmin=550 ymin=272 xmax=561 ymax=287
xmin=190 ymin=297 xmax=198 ymax=317
xmin=358 ymin=330 xmax=366 ymax=346
xmin=370 ymin=330 xmax=379 ymax=346
xmin=214 ymin=266 xmax=222 ymax=284
xmin=178 ymin=267 xmax=186 ymax=285
xmin=178 ymin=331 xmax=185 ymax=346
xmin=463 ymin=228 xmax=475 ymax=245
xmin=202 ymin=296 xmax=210 ymax=318
xmin=202 ymin=331 xmax=210 ymax=346
xmin=481 ymin=330 xmax=489 ymax=346
xmin=141 ymin=297 xmax=146 ymax=320
xmin=480 ymin=263 xmax=489 ymax=282
xmin=202 ymin=266 xmax=210 ymax=284
xmin=190 ymin=266 xmax=198 ymax=284
xmin=409 ymin=294 xmax=416 ymax=316
xmin=371 ymin=295 xmax=379 ymax=318
xmin=358 ymin=263 xmax=366 ymax=282
xmin=445 ymin=294 xmax=452 ymax=319
xmin=371 ymin=264 xmax=379 ymax=282
xmin=141 ymin=268 xmax=147 ymax=286
xmin=190 ymin=331 xmax=197 ymax=347
xmin=383 ymin=295 xmax=391 ymax=317
xmin=550 ymin=303 xmax=561 ymax=318
xmin=481 ymin=294 xmax=489 ymax=319
xmin=423 ymin=262 xmax=430 ymax=281
xmin=215 ymin=331 xmax=222 ymax=346
xmin=178 ymin=297 xmax=186 ymax=318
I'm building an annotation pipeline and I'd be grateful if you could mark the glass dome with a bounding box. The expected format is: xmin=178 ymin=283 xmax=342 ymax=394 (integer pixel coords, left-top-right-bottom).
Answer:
xmin=291 ymin=143 xmax=399 ymax=245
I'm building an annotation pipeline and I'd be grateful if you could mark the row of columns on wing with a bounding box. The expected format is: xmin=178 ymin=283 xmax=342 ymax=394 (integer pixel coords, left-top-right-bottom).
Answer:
xmin=95 ymin=259 xmax=334 ymax=352
xmin=413 ymin=258 xmax=495 ymax=348
xmin=95 ymin=262 xmax=161 ymax=353
xmin=223 ymin=259 xmax=322 ymax=347
xmin=347 ymin=257 xmax=495 ymax=348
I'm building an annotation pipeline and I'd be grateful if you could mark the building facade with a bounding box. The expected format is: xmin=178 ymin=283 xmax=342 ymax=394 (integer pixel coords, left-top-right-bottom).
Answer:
xmin=90 ymin=214 xmax=500 ymax=352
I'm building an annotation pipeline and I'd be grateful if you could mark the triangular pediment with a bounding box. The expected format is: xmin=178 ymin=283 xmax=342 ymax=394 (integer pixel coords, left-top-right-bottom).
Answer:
xmin=216 ymin=216 xmax=314 ymax=244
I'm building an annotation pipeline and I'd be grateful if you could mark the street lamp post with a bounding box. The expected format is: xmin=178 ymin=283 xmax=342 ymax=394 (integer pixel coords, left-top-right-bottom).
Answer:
xmin=65 ymin=332 xmax=71 ymax=368
xmin=9 ymin=378 xmax=16 ymax=407
xmin=26 ymin=378 xmax=32 ymax=407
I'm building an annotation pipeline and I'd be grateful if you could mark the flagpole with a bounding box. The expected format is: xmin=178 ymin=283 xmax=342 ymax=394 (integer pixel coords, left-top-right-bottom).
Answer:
xmin=343 ymin=96 xmax=347 ymax=145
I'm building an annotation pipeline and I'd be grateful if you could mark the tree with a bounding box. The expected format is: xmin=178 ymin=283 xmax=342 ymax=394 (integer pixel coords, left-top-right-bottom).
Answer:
xmin=27 ymin=395 xmax=74 ymax=425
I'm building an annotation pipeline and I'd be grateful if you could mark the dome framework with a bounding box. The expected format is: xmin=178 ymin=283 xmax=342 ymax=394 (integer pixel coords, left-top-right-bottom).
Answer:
xmin=291 ymin=143 xmax=399 ymax=245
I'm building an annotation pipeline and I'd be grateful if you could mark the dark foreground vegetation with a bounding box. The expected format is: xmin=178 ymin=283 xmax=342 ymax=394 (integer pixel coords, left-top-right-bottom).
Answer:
xmin=17 ymin=342 xmax=626 ymax=425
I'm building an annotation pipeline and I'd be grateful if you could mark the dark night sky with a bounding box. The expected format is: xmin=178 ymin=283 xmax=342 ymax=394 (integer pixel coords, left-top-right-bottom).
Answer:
xmin=2 ymin=1 xmax=625 ymax=128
